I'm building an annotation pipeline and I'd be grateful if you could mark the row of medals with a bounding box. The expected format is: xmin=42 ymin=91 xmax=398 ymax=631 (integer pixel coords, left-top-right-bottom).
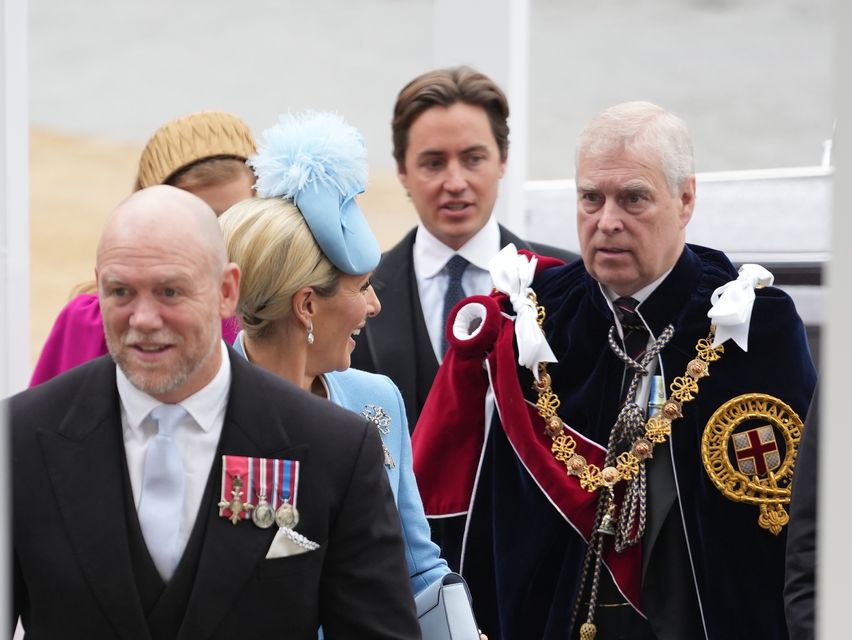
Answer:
xmin=218 ymin=475 xmax=298 ymax=530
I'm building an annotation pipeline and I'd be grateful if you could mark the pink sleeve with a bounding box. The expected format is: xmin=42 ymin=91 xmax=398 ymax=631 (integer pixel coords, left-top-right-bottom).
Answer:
xmin=29 ymin=294 xmax=108 ymax=386
xmin=221 ymin=315 xmax=240 ymax=347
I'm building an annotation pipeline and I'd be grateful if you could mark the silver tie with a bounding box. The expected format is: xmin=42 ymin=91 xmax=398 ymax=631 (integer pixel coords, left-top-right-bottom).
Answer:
xmin=137 ymin=404 xmax=187 ymax=581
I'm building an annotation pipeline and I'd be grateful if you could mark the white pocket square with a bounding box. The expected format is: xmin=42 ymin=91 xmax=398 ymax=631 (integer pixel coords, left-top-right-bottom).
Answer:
xmin=265 ymin=528 xmax=316 ymax=559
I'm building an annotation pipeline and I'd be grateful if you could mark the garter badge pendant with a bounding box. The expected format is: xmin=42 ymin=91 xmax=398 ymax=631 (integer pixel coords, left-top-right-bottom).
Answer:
xmin=701 ymin=393 xmax=804 ymax=535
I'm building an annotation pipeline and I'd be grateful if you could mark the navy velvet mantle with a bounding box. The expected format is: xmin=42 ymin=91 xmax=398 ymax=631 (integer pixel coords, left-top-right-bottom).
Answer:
xmin=462 ymin=245 xmax=816 ymax=640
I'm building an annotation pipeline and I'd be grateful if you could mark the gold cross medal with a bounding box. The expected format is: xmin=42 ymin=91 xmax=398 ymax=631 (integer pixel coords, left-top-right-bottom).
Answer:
xmin=701 ymin=393 xmax=804 ymax=534
xmin=217 ymin=473 xmax=254 ymax=525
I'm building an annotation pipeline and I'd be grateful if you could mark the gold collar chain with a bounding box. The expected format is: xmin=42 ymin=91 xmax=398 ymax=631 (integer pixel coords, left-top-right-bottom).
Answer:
xmin=530 ymin=293 xmax=725 ymax=492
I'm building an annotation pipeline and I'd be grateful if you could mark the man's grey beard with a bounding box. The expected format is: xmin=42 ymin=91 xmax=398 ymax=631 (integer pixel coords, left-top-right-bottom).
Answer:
xmin=107 ymin=327 xmax=219 ymax=397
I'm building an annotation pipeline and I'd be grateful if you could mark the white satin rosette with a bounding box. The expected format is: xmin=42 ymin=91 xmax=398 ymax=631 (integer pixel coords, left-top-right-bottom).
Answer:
xmin=707 ymin=263 xmax=774 ymax=352
xmin=487 ymin=244 xmax=557 ymax=379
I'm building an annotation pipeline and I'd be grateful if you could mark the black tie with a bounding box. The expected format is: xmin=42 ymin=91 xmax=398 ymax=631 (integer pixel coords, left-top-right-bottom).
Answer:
xmin=441 ymin=255 xmax=469 ymax=356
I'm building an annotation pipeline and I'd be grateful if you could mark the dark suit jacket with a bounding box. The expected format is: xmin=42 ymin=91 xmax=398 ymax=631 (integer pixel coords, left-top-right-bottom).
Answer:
xmin=785 ymin=385 xmax=819 ymax=640
xmin=10 ymin=347 xmax=419 ymax=639
xmin=350 ymin=224 xmax=577 ymax=430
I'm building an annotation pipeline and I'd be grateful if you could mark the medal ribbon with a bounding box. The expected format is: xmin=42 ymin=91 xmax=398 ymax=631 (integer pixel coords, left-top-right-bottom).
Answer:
xmin=272 ymin=458 xmax=280 ymax=509
xmin=278 ymin=459 xmax=300 ymax=509
xmin=220 ymin=456 xmax=301 ymax=521
xmin=246 ymin=457 xmax=254 ymax=514
xmin=219 ymin=455 xmax=252 ymax=520
xmin=255 ymin=457 xmax=268 ymax=503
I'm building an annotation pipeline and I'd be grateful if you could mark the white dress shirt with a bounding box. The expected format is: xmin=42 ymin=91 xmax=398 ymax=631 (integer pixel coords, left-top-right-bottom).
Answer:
xmin=413 ymin=215 xmax=501 ymax=360
xmin=118 ymin=340 xmax=231 ymax=560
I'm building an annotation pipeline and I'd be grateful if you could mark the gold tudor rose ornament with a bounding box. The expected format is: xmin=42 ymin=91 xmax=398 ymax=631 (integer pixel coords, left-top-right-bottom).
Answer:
xmin=701 ymin=393 xmax=804 ymax=535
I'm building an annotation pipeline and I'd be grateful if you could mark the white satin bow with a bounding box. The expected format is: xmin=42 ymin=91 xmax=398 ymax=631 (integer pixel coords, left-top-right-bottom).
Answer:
xmin=707 ymin=263 xmax=774 ymax=351
xmin=488 ymin=244 xmax=557 ymax=379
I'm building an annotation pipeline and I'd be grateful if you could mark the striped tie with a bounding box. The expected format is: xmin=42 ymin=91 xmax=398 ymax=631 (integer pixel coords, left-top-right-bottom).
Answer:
xmin=614 ymin=296 xmax=648 ymax=363
xmin=614 ymin=296 xmax=650 ymax=401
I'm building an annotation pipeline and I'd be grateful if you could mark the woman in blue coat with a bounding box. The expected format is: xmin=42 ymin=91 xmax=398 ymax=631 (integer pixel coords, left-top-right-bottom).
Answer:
xmin=220 ymin=111 xmax=449 ymax=597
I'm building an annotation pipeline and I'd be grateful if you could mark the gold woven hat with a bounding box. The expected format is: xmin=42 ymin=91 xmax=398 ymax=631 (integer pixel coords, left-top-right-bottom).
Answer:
xmin=136 ymin=111 xmax=256 ymax=188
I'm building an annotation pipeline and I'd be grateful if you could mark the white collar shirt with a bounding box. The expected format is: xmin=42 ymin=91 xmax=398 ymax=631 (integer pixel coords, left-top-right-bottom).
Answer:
xmin=599 ymin=267 xmax=674 ymax=336
xmin=118 ymin=340 xmax=231 ymax=558
xmin=413 ymin=215 xmax=501 ymax=361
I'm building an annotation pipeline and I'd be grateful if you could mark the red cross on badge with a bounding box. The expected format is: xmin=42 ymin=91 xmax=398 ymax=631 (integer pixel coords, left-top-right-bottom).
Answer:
xmin=732 ymin=425 xmax=781 ymax=476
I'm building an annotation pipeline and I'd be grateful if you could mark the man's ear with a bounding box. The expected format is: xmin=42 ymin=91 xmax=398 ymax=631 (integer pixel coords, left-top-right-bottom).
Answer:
xmin=397 ymin=162 xmax=410 ymax=195
xmin=94 ymin=268 xmax=103 ymax=307
xmin=219 ymin=262 xmax=241 ymax=318
xmin=678 ymin=175 xmax=697 ymax=229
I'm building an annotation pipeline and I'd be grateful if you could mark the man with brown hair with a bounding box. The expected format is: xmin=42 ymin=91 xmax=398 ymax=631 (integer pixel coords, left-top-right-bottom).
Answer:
xmin=351 ymin=65 xmax=576 ymax=431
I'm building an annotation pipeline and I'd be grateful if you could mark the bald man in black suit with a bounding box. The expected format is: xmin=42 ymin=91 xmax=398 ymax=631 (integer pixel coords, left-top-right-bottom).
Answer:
xmin=10 ymin=186 xmax=418 ymax=639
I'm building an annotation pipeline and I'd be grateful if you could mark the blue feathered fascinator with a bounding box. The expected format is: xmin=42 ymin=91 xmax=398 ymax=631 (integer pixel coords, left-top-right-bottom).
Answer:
xmin=249 ymin=111 xmax=380 ymax=275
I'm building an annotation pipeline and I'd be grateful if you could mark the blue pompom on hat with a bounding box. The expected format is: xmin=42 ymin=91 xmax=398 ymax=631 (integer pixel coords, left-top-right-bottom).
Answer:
xmin=249 ymin=111 xmax=381 ymax=275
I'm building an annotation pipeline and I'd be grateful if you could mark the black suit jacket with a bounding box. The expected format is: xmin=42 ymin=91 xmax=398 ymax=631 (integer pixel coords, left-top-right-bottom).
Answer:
xmin=785 ymin=385 xmax=819 ymax=640
xmin=10 ymin=348 xmax=419 ymax=639
xmin=351 ymin=224 xmax=577 ymax=430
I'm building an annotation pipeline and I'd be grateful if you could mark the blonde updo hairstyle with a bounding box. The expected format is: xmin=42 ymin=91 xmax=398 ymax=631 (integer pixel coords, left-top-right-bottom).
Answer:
xmin=220 ymin=197 xmax=341 ymax=341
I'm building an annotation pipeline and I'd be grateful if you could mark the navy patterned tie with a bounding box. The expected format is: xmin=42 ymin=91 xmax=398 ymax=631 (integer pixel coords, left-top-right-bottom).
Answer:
xmin=441 ymin=255 xmax=469 ymax=356
xmin=614 ymin=296 xmax=648 ymax=363
xmin=613 ymin=298 xmax=649 ymax=402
